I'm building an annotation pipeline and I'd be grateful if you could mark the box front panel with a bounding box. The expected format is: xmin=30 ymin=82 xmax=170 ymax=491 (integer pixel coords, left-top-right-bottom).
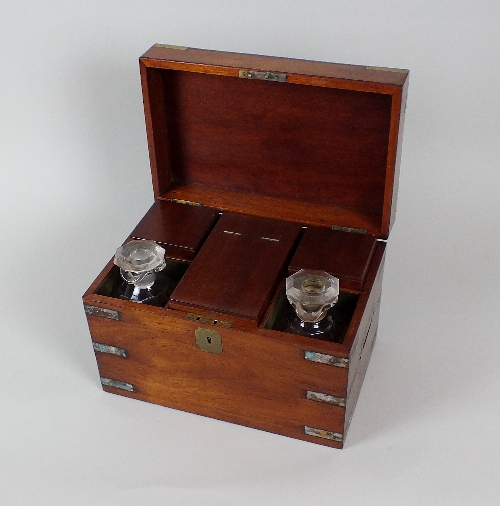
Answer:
xmin=86 ymin=304 xmax=350 ymax=447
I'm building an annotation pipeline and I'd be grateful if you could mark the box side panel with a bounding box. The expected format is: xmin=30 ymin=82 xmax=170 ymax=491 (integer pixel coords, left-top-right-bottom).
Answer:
xmin=343 ymin=246 xmax=386 ymax=441
xmin=344 ymin=294 xmax=381 ymax=438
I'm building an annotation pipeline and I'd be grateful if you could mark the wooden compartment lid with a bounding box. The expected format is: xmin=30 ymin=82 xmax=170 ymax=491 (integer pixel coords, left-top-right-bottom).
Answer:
xmin=169 ymin=212 xmax=302 ymax=323
xmin=129 ymin=200 xmax=219 ymax=261
xmin=140 ymin=45 xmax=409 ymax=239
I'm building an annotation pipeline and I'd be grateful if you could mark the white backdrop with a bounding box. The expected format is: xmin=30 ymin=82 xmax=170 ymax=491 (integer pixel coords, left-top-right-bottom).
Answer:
xmin=1 ymin=1 xmax=500 ymax=505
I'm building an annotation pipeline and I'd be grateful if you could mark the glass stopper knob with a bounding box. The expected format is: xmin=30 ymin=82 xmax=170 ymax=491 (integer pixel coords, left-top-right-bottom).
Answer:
xmin=114 ymin=240 xmax=166 ymax=289
xmin=286 ymin=269 xmax=339 ymax=323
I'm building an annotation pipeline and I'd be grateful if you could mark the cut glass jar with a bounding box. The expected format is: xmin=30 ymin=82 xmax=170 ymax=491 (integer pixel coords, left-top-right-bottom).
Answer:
xmin=285 ymin=269 xmax=340 ymax=339
xmin=113 ymin=240 xmax=167 ymax=305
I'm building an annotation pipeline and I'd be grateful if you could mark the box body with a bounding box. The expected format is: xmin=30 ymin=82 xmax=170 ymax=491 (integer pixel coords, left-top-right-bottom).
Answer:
xmin=83 ymin=45 xmax=408 ymax=448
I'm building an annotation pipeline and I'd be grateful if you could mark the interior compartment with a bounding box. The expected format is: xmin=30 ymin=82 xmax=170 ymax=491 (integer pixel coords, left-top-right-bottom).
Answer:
xmin=95 ymin=259 xmax=190 ymax=306
xmin=91 ymin=201 xmax=219 ymax=306
xmin=168 ymin=212 xmax=303 ymax=322
xmin=289 ymin=227 xmax=378 ymax=291
xmin=264 ymin=283 xmax=359 ymax=344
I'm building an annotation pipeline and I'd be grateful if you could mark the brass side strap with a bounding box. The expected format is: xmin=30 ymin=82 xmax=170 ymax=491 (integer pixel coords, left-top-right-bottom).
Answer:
xmin=93 ymin=342 xmax=127 ymax=358
xmin=84 ymin=305 xmax=120 ymax=321
xmin=306 ymin=391 xmax=346 ymax=407
xmin=304 ymin=426 xmax=343 ymax=442
xmin=304 ymin=351 xmax=349 ymax=368
xmin=100 ymin=377 xmax=135 ymax=392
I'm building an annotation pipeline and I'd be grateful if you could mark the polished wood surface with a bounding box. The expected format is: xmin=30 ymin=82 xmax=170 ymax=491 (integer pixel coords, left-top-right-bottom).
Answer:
xmin=86 ymin=307 xmax=349 ymax=448
xmin=82 ymin=46 xmax=408 ymax=448
xmin=139 ymin=46 xmax=408 ymax=238
xmin=169 ymin=212 xmax=302 ymax=322
xmin=130 ymin=200 xmax=219 ymax=260
xmin=289 ymin=227 xmax=378 ymax=291
xmin=83 ymin=237 xmax=385 ymax=448
xmin=142 ymin=45 xmax=408 ymax=87
xmin=162 ymin=183 xmax=382 ymax=235
xmin=161 ymin=70 xmax=391 ymax=214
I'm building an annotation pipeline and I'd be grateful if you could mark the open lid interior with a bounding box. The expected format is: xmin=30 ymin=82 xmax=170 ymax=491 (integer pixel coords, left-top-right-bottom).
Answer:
xmin=140 ymin=45 xmax=408 ymax=238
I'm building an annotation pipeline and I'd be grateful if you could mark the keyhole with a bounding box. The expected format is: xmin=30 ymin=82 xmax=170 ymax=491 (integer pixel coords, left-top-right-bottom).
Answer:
xmin=195 ymin=328 xmax=222 ymax=354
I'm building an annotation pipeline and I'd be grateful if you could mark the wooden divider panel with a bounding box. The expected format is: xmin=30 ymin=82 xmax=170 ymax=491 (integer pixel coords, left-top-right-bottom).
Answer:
xmin=169 ymin=212 xmax=302 ymax=322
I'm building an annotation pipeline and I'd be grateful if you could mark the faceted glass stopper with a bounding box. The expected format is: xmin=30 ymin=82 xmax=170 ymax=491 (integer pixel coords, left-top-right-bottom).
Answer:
xmin=114 ymin=240 xmax=166 ymax=289
xmin=286 ymin=269 xmax=340 ymax=323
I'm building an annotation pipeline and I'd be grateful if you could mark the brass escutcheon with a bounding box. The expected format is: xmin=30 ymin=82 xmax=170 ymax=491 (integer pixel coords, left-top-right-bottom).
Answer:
xmin=195 ymin=328 xmax=223 ymax=354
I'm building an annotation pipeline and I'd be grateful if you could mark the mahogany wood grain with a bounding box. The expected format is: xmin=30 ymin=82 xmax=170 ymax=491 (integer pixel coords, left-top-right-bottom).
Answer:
xmin=342 ymin=241 xmax=386 ymax=354
xmin=142 ymin=45 xmax=408 ymax=87
xmin=162 ymin=69 xmax=391 ymax=215
xmin=86 ymin=306 xmax=348 ymax=448
xmin=140 ymin=63 xmax=172 ymax=197
xmin=344 ymin=244 xmax=385 ymax=437
xmin=130 ymin=200 xmax=219 ymax=260
xmin=169 ymin=213 xmax=302 ymax=322
xmin=384 ymin=76 xmax=410 ymax=236
xmin=83 ymin=241 xmax=385 ymax=448
xmin=289 ymin=227 xmax=378 ymax=291
xmin=139 ymin=45 xmax=408 ymax=238
xmin=82 ymin=46 xmax=407 ymax=448
xmin=162 ymin=183 xmax=382 ymax=235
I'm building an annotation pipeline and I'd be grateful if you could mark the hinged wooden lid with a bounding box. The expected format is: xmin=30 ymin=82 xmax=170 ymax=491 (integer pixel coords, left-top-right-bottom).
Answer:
xmin=139 ymin=45 xmax=409 ymax=239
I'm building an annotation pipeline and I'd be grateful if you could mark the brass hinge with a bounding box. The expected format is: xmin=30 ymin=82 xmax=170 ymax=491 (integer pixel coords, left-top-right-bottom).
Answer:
xmin=239 ymin=69 xmax=286 ymax=82
xmin=170 ymin=198 xmax=203 ymax=206
xmin=154 ymin=43 xmax=188 ymax=51
xmin=331 ymin=225 xmax=368 ymax=235
xmin=366 ymin=65 xmax=408 ymax=73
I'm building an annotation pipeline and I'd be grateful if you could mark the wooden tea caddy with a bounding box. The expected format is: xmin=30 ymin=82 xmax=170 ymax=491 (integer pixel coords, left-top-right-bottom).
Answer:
xmin=83 ymin=44 xmax=408 ymax=448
